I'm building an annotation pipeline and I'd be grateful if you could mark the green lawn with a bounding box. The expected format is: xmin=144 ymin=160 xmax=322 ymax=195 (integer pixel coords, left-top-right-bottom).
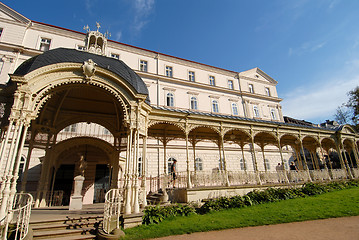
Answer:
xmin=123 ymin=187 xmax=359 ymax=239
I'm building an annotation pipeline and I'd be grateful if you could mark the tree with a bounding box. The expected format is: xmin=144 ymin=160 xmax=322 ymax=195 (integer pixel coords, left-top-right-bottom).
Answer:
xmin=335 ymin=86 xmax=359 ymax=131
xmin=347 ymin=86 xmax=359 ymax=126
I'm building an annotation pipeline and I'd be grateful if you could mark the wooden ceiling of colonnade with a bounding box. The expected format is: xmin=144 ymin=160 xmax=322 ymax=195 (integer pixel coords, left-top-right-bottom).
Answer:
xmin=147 ymin=123 xmax=185 ymax=143
xmin=302 ymin=136 xmax=320 ymax=152
xmin=321 ymin=138 xmax=336 ymax=152
xmin=188 ymin=126 xmax=220 ymax=144
xmin=253 ymin=132 xmax=278 ymax=148
xmin=223 ymin=129 xmax=251 ymax=146
xmin=343 ymin=139 xmax=354 ymax=151
xmin=280 ymin=134 xmax=299 ymax=149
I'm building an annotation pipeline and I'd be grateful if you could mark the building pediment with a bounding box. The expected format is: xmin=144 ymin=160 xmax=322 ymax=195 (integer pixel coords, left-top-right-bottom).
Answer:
xmin=239 ymin=67 xmax=278 ymax=84
xmin=0 ymin=2 xmax=30 ymax=24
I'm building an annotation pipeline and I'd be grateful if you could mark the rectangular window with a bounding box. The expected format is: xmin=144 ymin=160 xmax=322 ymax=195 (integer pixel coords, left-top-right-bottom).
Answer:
xmin=111 ymin=53 xmax=120 ymax=60
xmin=209 ymin=76 xmax=215 ymax=86
xmin=77 ymin=45 xmax=85 ymax=51
xmin=166 ymin=66 xmax=173 ymax=77
xmin=140 ymin=60 xmax=148 ymax=72
xmin=249 ymin=84 xmax=254 ymax=93
xmin=40 ymin=38 xmax=51 ymax=51
xmin=270 ymin=109 xmax=277 ymax=120
xmin=0 ymin=28 xmax=3 ymax=38
xmin=232 ymin=103 xmax=238 ymax=115
xmin=228 ymin=80 xmax=234 ymax=90
xmin=253 ymin=106 xmax=260 ymax=118
xmin=188 ymin=71 xmax=195 ymax=82
xmin=265 ymin=87 xmax=270 ymax=96
xmin=212 ymin=100 xmax=219 ymax=113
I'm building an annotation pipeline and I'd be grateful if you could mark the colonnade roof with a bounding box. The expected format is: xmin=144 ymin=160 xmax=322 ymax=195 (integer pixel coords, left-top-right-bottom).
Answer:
xmin=13 ymin=48 xmax=149 ymax=99
xmin=152 ymin=106 xmax=344 ymax=132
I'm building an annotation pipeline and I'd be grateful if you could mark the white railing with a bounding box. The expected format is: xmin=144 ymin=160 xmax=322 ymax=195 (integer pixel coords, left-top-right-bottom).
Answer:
xmin=310 ymin=169 xmax=331 ymax=181
xmin=103 ymin=188 xmax=123 ymax=234
xmin=3 ymin=193 xmax=33 ymax=240
xmin=287 ymin=170 xmax=311 ymax=183
xmin=191 ymin=171 xmax=227 ymax=187
xmin=228 ymin=171 xmax=257 ymax=185
xmin=351 ymin=168 xmax=359 ymax=178
xmin=330 ymin=169 xmax=348 ymax=180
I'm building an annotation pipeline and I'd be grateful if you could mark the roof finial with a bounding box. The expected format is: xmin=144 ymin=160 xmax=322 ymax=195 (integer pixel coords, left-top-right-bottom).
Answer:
xmin=83 ymin=25 xmax=90 ymax=33
xmin=96 ymin=22 xmax=101 ymax=32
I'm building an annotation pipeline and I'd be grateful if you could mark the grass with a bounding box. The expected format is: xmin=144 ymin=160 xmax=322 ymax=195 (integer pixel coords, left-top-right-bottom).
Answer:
xmin=123 ymin=187 xmax=359 ymax=239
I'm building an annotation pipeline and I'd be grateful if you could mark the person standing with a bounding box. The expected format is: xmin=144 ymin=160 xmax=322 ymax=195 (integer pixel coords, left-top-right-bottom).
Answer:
xmin=170 ymin=159 xmax=177 ymax=188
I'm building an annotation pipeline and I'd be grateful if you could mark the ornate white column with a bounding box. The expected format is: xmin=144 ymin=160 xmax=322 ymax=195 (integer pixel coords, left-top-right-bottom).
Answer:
xmin=185 ymin=132 xmax=192 ymax=188
xmin=220 ymin=134 xmax=230 ymax=186
xmin=351 ymin=142 xmax=359 ymax=168
xmin=124 ymin=128 xmax=133 ymax=215
xmin=9 ymin=122 xmax=29 ymax=210
xmin=20 ymin=140 xmax=34 ymax=192
xmin=278 ymin=140 xmax=289 ymax=183
xmin=133 ymin=130 xmax=140 ymax=213
xmin=250 ymin=136 xmax=261 ymax=185
xmin=299 ymin=139 xmax=312 ymax=182
xmin=141 ymin=135 xmax=147 ymax=208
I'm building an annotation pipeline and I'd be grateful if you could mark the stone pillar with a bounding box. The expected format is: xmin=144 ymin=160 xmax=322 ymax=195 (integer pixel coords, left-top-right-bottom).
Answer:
xmin=336 ymin=142 xmax=352 ymax=179
xmin=278 ymin=141 xmax=289 ymax=183
xmin=241 ymin=144 xmax=247 ymax=171
xmin=261 ymin=145 xmax=267 ymax=171
xmin=351 ymin=142 xmax=359 ymax=168
xmin=69 ymin=175 xmax=85 ymax=210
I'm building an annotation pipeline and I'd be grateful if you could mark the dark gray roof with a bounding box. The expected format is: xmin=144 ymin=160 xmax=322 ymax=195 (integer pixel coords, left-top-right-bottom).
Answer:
xmin=14 ymin=48 xmax=149 ymax=98
xmin=152 ymin=106 xmax=338 ymax=132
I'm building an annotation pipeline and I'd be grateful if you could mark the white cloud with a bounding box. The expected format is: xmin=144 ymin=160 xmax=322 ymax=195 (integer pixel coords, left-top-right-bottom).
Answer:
xmin=281 ymin=76 xmax=358 ymax=123
xmin=132 ymin=0 xmax=155 ymax=33
xmin=288 ymin=41 xmax=326 ymax=56
xmin=115 ymin=31 xmax=122 ymax=41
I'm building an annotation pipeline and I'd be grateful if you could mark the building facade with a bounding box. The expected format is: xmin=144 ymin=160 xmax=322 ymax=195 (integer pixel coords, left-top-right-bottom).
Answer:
xmin=0 ymin=2 xmax=358 ymax=224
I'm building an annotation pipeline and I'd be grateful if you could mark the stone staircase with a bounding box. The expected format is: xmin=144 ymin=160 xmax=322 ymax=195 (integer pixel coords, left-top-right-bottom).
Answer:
xmin=30 ymin=215 xmax=103 ymax=240
xmin=147 ymin=189 xmax=171 ymax=205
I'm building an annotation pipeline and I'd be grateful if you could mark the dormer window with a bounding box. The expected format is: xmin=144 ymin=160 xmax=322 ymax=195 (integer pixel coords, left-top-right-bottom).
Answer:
xmin=166 ymin=66 xmax=173 ymax=77
xmin=249 ymin=84 xmax=254 ymax=93
xmin=111 ymin=53 xmax=120 ymax=60
xmin=40 ymin=38 xmax=51 ymax=51
xmin=265 ymin=87 xmax=270 ymax=96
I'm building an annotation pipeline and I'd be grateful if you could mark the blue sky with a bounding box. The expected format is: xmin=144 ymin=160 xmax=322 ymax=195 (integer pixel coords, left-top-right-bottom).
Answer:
xmin=3 ymin=0 xmax=359 ymax=124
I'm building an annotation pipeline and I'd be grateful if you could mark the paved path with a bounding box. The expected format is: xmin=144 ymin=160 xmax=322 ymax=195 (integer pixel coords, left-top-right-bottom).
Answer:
xmin=152 ymin=216 xmax=359 ymax=240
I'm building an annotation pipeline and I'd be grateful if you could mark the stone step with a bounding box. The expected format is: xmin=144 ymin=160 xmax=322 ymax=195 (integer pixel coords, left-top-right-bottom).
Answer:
xmin=37 ymin=234 xmax=95 ymax=240
xmin=33 ymin=228 xmax=93 ymax=240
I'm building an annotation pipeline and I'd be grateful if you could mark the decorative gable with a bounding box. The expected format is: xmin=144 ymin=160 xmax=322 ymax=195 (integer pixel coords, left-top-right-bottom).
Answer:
xmin=239 ymin=67 xmax=277 ymax=84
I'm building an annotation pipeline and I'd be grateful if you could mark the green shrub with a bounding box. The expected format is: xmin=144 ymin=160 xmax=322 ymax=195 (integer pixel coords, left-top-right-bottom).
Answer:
xmin=143 ymin=180 xmax=359 ymax=225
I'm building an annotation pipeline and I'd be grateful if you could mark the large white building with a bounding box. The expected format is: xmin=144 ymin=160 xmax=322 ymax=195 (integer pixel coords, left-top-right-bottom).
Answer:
xmin=0 ymin=2 xmax=358 ymax=229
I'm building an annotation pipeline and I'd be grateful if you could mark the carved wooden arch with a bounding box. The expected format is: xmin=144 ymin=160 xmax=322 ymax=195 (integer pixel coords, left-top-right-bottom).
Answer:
xmin=52 ymin=136 xmax=119 ymax=167
xmin=253 ymin=130 xmax=279 ymax=148
xmin=342 ymin=138 xmax=355 ymax=151
xmin=279 ymin=133 xmax=300 ymax=148
xmin=188 ymin=124 xmax=220 ymax=135
xmin=16 ymin=63 xmax=147 ymax=123
xmin=55 ymin=118 xmax=118 ymax=138
xmin=147 ymin=120 xmax=186 ymax=134
xmin=301 ymin=135 xmax=320 ymax=152
xmin=320 ymin=137 xmax=336 ymax=151
xmin=222 ymin=127 xmax=251 ymax=147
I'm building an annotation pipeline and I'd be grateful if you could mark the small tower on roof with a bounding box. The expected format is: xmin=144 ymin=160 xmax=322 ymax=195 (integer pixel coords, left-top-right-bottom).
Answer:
xmin=83 ymin=22 xmax=110 ymax=56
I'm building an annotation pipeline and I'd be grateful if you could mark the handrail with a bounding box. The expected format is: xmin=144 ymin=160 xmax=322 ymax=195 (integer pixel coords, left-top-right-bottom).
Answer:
xmin=103 ymin=188 xmax=123 ymax=234
xmin=5 ymin=193 xmax=33 ymax=240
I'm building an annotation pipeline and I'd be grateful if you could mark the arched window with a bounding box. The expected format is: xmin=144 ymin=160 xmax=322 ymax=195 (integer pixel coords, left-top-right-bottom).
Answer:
xmin=168 ymin=157 xmax=176 ymax=174
xmin=232 ymin=103 xmax=238 ymax=115
xmin=195 ymin=158 xmax=203 ymax=171
xmin=240 ymin=158 xmax=246 ymax=170
xmin=190 ymin=96 xmax=198 ymax=110
xmin=166 ymin=93 xmax=174 ymax=107
xmin=264 ymin=159 xmax=270 ymax=170
xmin=212 ymin=100 xmax=219 ymax=113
